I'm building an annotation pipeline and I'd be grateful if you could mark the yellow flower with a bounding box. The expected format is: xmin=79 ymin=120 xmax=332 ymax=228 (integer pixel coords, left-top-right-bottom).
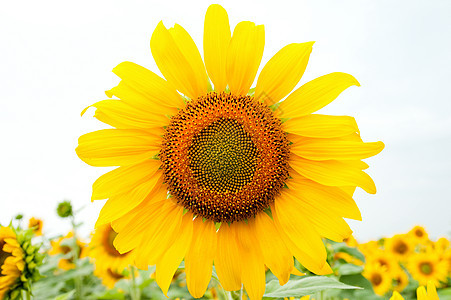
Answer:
xmin=416 ymin=281 xmax=440 ymax=300
xmin=93 ymin=267 xmax=129 ymax=289
xmin=408 ymin=225 xmax=429 ymax=245
xmin=385 ymin=234 xmax=414 ymax=261
xmin=366 ymin=249 xmax=399 ymax=275
xmin=407 ymin=251 xmax=448 ymax=287
xmin=0 ymin=226 xmax=25 ymax=300
xmin=28 ymin=217 xmax=43 ymax=236
xmin=88 ymin=224 xmax=135 ymax=273
xmin=49 ymin=232 xmax=86 ymax=270
xmin=76 ymin=4 xmax=383 ymax=299
xmin=358 ymin=240 xmax=380 ymax=257
xmin=363 ymin=263 xmax=391 ymax=296
xmin=392 ymin=269 xmax=409 ymax=292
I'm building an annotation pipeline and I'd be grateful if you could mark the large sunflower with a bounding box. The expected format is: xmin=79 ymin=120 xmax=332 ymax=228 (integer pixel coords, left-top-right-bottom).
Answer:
xmin=0 ymin=226 xmax=24 ymax=300
xmin=76 ymin=4 xmax=384 ymax=299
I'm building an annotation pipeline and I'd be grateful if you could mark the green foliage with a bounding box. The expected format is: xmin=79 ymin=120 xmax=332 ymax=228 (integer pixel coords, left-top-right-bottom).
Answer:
xmin=263 ymin=276 xmax=361 ymax=298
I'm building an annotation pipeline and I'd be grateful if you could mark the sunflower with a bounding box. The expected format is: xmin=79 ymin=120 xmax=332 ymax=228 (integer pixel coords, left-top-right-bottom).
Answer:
xmin=49 ymin=232 xmax=86 ymax=270
xmin=76 ymin=4 xmax=384 ymax=299
xmin=385 ymin=234 xmax=414 ymax=262
xmin=0 ymin=226 xmax=24 ymax=300
xmin=366 ymin=250 xmax=399 ymax=275
xmin=407 ymin=251 xmax=448 ymax=287
xmin=416 ymin=281 xmax=440 ymax=300
xmin=93 ymin=267 xmax=129 ymax=289
xmin=408 ymin=226 xmax=429 ymax=245
xmin=88 ymin=224 xmax=135 ymax=277
xmin=28 ymin=217 xmax=43 ymax=236
xmin=363 ymin=263 xmax=391 ymax=296
xmin=392 ymin=268 xmax=409 ymax=292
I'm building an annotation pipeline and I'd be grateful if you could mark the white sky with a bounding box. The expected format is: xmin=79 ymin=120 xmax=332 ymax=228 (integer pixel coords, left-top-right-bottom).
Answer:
xmin=1 ymin=0 xmax=450 ymax=242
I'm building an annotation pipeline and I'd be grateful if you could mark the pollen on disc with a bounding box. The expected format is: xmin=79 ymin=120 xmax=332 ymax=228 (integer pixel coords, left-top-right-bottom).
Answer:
xmin=160 ymin=92 xmax=290 ymax=223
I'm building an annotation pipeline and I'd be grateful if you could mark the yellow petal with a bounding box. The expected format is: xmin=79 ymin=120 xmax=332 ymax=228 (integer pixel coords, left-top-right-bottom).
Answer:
xmin=111 ymin=182 xmax=167 ymax=233
xmin=226 ymin=21 xmax=265 ymax=96
xmin=156 ymin=212 xmax=193 ymax=296
xmin=283 ymin=114 xmax=359 ymax=138
xmin=76 ymin=129 xmax=160 ymax=167
xmin=185 ymin=218 xmax=217 ymax=298
xmin=427 ymin=281 xmax=439 ymax=300
xmin=287 ymin=171 xmax=361 ymax=221
xmin=95 ymin=170 xmax=163 ymax=227
xmin=203 ymin=4 xmax=231 ymax=92
xmin=292 ymin=140 xmax=385 ymax=161
xmin=151 ymin=21 xmax=207 ymax=99
xmin=252 ymin=213 xmax=293 ymax=285
xmin=82 ymin=99 xmax=169 ymax=129
xmin=133 ymin=201 xmax=184 ymax=268
xmin=271 ymin=202 xmax=332 ymax=275
xmin=278 ymin=72 xmax=360 ymax=118
xmin=273 ymin=190 xmax=326 ymax=261
xmin=168 ymin=24 xmax=209 ymax=95
xmin=91 ymin=159 xmax=161 ymax=200
xmin=106 ymin=81 xmax=179 ymax=116
xmin=389 ymin=291 xmax=405 ymax=300
xmin=214 ymin=223 xmax=242 ymax=291
xmin=255 ymin=42 xmax=314 ymax=106
xmin=289 ymin=155 xmax=377 ymax=194
xmin=283 ymin=188 xmax=352 ymax=242
xmin=235 ymin=222 xmax=266 ymax=300
xmin=416 ymin=286 xmax=427 ymax=300
xmin=111 ymin=61 xmax=184 ymax=108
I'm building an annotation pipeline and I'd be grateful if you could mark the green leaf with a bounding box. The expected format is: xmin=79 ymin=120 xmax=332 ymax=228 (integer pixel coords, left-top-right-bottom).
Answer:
xmin=54 ymin=290 xmax=75 ymax=300
xmin=337 ymin=263 xmax=364 ymax=275
xmin=332 ymin=243 xmax=365 ymax=262
xmin=438 ymin=288 xmax=451 ymax=300
xmin=263 ymin=276 xmax=361 ymax=298
xmin=339 ymin=274 xmax=374 ymax=292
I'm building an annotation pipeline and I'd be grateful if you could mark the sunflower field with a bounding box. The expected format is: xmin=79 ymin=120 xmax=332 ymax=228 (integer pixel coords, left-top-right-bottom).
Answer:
xmin=1 ymin=207 xmax=450 ymax=300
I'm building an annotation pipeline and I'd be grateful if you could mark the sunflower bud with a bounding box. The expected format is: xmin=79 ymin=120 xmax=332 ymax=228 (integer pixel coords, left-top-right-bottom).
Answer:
xmin=57 ymin=200 xmax=73 ymax=218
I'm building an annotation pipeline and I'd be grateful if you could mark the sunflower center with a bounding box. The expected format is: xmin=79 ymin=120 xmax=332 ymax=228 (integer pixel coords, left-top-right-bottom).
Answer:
xmin=419 ymin=262 xmax=433 ymax=275
xmin=394 ymin=241 xmax=408 ymax=254
xmin=160 ymin=92 xmax=290 ymax=223
xmin=415 ymin=229 xmax=423 ymax=237
xmin=103 ymin=227 xmax=123 ymax=257
xmin=189 ymin=118 xmax=257 ymax=192
xmin=371 ymin=273 xmax=383 ymax=286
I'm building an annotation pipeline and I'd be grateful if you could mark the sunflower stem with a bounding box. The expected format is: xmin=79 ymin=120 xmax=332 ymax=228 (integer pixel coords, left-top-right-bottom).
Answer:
xmin=129 ymin=266 xmax=140 ymax=300
xmin=224 ymin=291 xmax=234 ymax=300
xmin=70 ymin=215 xmax=82 ymax=300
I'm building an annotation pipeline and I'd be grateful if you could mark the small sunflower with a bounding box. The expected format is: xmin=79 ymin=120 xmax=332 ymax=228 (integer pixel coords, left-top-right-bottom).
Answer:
xmin=0 ymin=226 xmax=24 ymax=300
xmin=28 ymin=217 xmax=43 ymax=236
xmin=0 ymin=225 xmax=42 ymax=300
xmin=408 ymin=226 xmax=429 ymax=245
xmin=76 ymin=4 xmax=384 ymax=299
xmin=407 ymin=251 xmax=448 ymax=287
xmin=88 ymin=224 xmax=135 ymax=275
xmin=93 ymin=267 xmax=129 ymax=289
xmin=366 ymin=250 xmax=399 ymax=275
xmin=385 ymin=234 xmax=414 ymax=261
xmin=363 ymin=263 xmax=391 ymax=296
xmin=392 ymin=269 xmax=409 ymax=292
xmin=49 ymin=232 xmax=86 ymax=271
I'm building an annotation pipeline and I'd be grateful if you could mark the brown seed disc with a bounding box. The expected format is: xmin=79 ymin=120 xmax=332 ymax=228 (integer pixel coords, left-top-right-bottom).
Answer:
xmin=160 ymin=92 xmax=290 ymax=223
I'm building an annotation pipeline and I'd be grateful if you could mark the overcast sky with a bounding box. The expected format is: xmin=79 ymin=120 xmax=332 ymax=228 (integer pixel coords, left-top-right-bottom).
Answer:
xmin=1 ymin=0 xmax=450 ymax=241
